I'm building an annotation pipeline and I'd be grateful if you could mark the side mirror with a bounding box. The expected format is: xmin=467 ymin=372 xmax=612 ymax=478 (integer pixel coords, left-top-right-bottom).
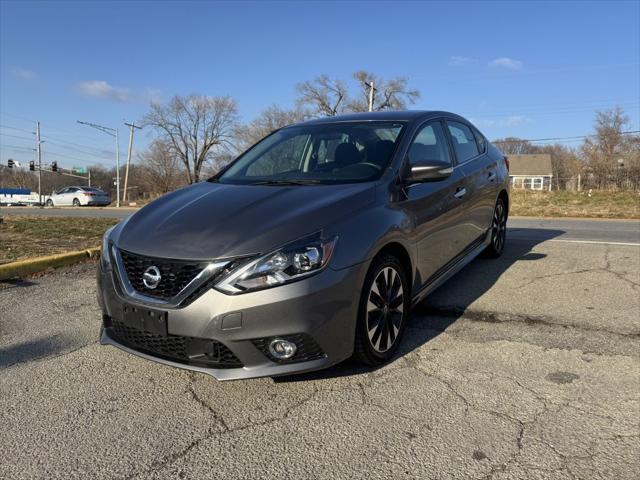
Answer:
xmin=405 ymin=159 xmax=453 ymax=183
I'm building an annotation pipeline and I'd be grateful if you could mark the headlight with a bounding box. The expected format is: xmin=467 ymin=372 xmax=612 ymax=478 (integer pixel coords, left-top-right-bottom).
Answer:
xmin=215 ymin=233 xmax=338 ymax=294
xmin=101 ymin=225 xmax=116 ymax=270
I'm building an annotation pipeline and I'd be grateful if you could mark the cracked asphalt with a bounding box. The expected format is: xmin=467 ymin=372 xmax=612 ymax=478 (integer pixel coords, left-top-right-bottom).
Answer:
xmin=1 ymin=225 xmax=639 ymax=479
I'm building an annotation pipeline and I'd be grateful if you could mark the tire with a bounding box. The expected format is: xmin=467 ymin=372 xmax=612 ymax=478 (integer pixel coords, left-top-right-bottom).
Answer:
xmin=73 ymin=198 xmax=80 ymax=207
xmin=353 ymin=254 xmax=410 ymax=366
xmin=484 ymin=197 xmax=507 ymax=258
xmin=46 ymin=199 xmax=53 ymax=207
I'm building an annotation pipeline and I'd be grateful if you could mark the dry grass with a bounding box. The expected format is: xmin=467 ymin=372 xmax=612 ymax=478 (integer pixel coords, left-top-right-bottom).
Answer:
xmin=0 ymin=215 xmax=118 ymax=264
xmin=510 ymin=190 xmax=640 ymax=219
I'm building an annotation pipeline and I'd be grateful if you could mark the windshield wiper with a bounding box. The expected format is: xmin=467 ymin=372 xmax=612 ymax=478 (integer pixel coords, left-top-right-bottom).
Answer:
xmin=250 ymin=179 xmax=322 ymax=186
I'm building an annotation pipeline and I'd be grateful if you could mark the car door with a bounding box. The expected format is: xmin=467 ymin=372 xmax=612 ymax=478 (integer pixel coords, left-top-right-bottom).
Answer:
xmin=66 ymin=187 xmax=80 ymax=205
xmin=397 ymin=120 xmax=472 ymax=285
xmin=447 ymin=121 xmax=496 ymax=239
xmin=56 ymin=188 xmax=70 ymax=205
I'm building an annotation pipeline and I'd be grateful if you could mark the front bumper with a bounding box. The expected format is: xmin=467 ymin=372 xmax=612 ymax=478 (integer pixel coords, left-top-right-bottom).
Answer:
xmin=97 ymin=259 xmax=367 ymax=380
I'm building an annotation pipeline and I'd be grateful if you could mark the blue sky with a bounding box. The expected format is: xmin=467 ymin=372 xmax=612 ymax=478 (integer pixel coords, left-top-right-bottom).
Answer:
xmin=1 ymin=0 xmax=639 ymax=170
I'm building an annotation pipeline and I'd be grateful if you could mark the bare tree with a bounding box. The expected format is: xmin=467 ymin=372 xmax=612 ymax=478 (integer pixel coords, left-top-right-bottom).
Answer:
xmin=493 ymin=137 xmax=539 ymax=155
xmin=538 ymin=144 xmax=581 ymax=190
xmin=234 ymin=105 xmax=308 ymax=152
xmin=137 ymin=139 xmax=184 ymax=195
xmin=349 ymin=71 xmax=420 ymax=112
xmin=296 ymin=75 xmax=348 ymax=117
xmin=583 ymin=106 xmax=631 ymax=161
xmin=581 ymin=107 xmax=640 ymax=190
xmin=296 ymin=72 xmax=420 ymax=116
xmin=143 ymin=94 xmax=238 ymax=183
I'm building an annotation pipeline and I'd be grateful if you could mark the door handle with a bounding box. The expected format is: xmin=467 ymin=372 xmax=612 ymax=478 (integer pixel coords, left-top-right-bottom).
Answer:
xmin=454 ymin=187 xmax=466 ymax=199
xmin=487 ymin=171 xmax=497 ymax=182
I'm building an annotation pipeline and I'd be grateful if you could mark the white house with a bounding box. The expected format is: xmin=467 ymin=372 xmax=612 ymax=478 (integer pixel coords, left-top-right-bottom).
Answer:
xmin=508 ymin=154 xmax=553 ymax=191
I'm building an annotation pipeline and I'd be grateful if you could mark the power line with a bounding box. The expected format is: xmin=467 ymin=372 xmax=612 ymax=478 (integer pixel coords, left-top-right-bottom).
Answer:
xmin=0 ymin=124 xmax=33 ymax=134
xmin=493 ymin=130 xmax=640 ymax=144
xmin=1 ymin=143 xmax=101 ymax=166
xmin=0 ymin=132 xmax=33 ymax=141
xmin=0 ymin=132 xmax=116 ymax=162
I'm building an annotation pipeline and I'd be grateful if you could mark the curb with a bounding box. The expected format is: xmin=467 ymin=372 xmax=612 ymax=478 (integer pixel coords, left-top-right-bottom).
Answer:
xmin=0 ymin=247 xmax=101 ymax=280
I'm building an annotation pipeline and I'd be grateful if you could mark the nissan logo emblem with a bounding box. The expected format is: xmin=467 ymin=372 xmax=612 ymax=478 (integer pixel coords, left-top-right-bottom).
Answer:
xmin=142 ymin=266 xmax=161 ymax=290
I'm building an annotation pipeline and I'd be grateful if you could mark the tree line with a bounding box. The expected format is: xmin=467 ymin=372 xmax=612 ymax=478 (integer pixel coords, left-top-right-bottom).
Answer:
xmin=494 ymin=107 xmax=640 ymax=191
xmin=2 ymin=71 xmax=638 ymax=198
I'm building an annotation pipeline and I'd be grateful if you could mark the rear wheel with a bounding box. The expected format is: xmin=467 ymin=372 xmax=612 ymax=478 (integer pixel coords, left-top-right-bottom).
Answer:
xmin=73 ymin=198 xmax=80 ymax=207
xmin=353 ymin=255 xmax=409 ymax=366
xmin=46 ymin=199 xmax=53 ymax=207
xmin=484 ymin=197 xmax=507 ymax=258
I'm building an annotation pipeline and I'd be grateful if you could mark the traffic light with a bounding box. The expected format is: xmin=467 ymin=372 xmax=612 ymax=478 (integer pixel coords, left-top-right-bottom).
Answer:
xmin=51 ymin=161 xmax=58 ymax=172
xmin=7 ymin=159 xmax=14 ymax=168
xmin=29 ymin=160 xmax=35 ymax=171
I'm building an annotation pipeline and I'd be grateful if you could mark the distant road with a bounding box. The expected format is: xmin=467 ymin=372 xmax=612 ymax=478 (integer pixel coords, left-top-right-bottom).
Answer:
xmin=2 ymin=207 xmax=639 ymax=245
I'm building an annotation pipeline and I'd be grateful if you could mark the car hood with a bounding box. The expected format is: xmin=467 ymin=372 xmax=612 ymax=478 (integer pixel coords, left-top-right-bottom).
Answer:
xmin=116 ymin=181 xmax=376 ymax=260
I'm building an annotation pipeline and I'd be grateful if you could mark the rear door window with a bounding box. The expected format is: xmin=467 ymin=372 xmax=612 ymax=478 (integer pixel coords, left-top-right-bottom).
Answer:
xmin=447 ymin=121 xmax=480 ymax=163
xmin=471 ymin=126 xmax=487 ymax=154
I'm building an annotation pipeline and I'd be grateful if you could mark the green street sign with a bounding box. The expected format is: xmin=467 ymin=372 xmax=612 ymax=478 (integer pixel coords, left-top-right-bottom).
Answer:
xmin=73 ymin=166 xmax=87 ymax=174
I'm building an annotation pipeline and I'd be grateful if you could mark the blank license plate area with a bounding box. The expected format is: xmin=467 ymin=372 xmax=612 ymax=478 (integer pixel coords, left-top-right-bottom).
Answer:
xmin=122 ymin=305 xmax=167 ymax=336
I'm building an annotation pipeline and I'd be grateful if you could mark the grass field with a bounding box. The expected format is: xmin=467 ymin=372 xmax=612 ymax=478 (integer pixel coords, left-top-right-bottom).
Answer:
xmin=510 ymin=190 xmax=640 ymax=219
xmin=0 ymin=215 xmax=118 ymax=264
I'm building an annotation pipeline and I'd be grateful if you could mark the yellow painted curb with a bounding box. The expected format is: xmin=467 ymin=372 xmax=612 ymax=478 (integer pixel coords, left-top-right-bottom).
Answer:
xmin=0 ymin=247 xmax=101 ymax=280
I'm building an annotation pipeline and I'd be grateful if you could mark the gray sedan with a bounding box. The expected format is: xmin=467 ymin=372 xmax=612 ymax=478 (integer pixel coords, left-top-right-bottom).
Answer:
xmin=97 ymin=110 xmax=509 ymax=380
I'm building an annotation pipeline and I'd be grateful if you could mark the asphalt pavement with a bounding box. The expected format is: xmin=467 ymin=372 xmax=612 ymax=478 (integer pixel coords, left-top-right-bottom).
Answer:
xmin=1 ymin=225 xmax=638 ymax=479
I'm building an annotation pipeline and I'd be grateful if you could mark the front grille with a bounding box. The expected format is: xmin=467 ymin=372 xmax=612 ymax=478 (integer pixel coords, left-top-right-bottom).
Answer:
xmin=119 ymin=250 xmax=208 ymax=299
xmin=252 ymin=333 xmax=326 ymax=364
xmin=109 ymin=320 xmax=243 ymax=368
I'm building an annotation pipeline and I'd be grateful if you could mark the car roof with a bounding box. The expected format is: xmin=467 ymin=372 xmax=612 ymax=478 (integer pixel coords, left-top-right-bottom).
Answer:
xmin=292 ymin=110 xmax=468 ymax=126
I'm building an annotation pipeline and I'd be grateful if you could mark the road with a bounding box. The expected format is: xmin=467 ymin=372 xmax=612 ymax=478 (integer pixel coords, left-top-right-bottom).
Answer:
xmin=3 ymin=205 xmax=640 ymax=244
xmin=1 ymin=224 xmax=638 ymax=479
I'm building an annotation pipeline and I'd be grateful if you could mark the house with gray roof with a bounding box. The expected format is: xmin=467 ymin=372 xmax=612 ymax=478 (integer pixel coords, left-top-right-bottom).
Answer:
xmin=508 ymin=154 xmax=553 ymax=190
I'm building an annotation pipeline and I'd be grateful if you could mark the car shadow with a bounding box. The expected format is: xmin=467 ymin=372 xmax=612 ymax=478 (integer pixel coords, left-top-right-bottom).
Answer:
xmin=0 ymin=335 xmax=78 ymax=369
xmin=274 ymin=227 xmax=564 ymax=383
xmin=0 ymin=278 xmax=39 ymax=289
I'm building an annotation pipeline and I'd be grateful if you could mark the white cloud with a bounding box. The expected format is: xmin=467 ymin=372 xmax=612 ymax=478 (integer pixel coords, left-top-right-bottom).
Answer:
xmin=11 ymin=66 xmax=37 ymax=80
xmin=77 ymin=80 xmax=130 ymax=102
xmin=448 ymin=56 xmax=477 ymax=66
xmin=489 ymin=57 xmax=523 ymax=70
xmin=503 ymin=115 xmax=529 ymax=127
xmin=470 ymin=115 xmax=530 ymax=128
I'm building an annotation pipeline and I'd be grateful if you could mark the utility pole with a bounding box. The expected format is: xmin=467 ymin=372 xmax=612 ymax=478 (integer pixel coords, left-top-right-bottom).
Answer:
xmin=365 ymin=81 xmax=375 ymax=112
xmin=36 ymin=121 xmax=42 ymax=206
xmin=123 ymin=122 xmax=142 ymax=203
xmin=115 ymin=129 xmax=120 ymax=206
xmin=77 ymin=120 xmax=120 ymax=207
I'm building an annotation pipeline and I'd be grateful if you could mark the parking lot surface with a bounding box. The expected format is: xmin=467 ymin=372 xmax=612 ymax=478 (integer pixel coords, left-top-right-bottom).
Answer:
xmin=1 ymin=227 xmax=639 ymax=479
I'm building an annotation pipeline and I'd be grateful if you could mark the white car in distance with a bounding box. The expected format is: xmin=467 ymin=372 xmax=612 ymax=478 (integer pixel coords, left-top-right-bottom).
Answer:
xmin=46 ymin=186 xmax=111 ymax=207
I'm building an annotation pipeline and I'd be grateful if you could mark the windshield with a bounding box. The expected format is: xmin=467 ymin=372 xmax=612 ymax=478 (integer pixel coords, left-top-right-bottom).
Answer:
xmin=215 ymin=121 xmax=405 ymax=185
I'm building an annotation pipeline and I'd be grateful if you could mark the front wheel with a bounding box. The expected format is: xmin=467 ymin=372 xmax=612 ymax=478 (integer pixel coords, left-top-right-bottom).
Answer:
xmin=46 ymin=199 xmax=53 ymax=207
xmin=353 ymin=255 xmax=410 ymax=366
xmin=73 ymin=198 xmax=80 ymax=207
xmin=484 ymin=197 xmax=507 ymax=258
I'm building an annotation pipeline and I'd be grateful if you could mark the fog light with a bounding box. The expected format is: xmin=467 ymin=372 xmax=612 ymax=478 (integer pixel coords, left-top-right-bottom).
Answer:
xmin=268 ymin=338 xmax=297 ymax=360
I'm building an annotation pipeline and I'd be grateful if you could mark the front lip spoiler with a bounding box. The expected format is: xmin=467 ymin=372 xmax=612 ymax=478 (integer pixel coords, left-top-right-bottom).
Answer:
xmin=99 ymin=327 xmax=335 ymax=381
